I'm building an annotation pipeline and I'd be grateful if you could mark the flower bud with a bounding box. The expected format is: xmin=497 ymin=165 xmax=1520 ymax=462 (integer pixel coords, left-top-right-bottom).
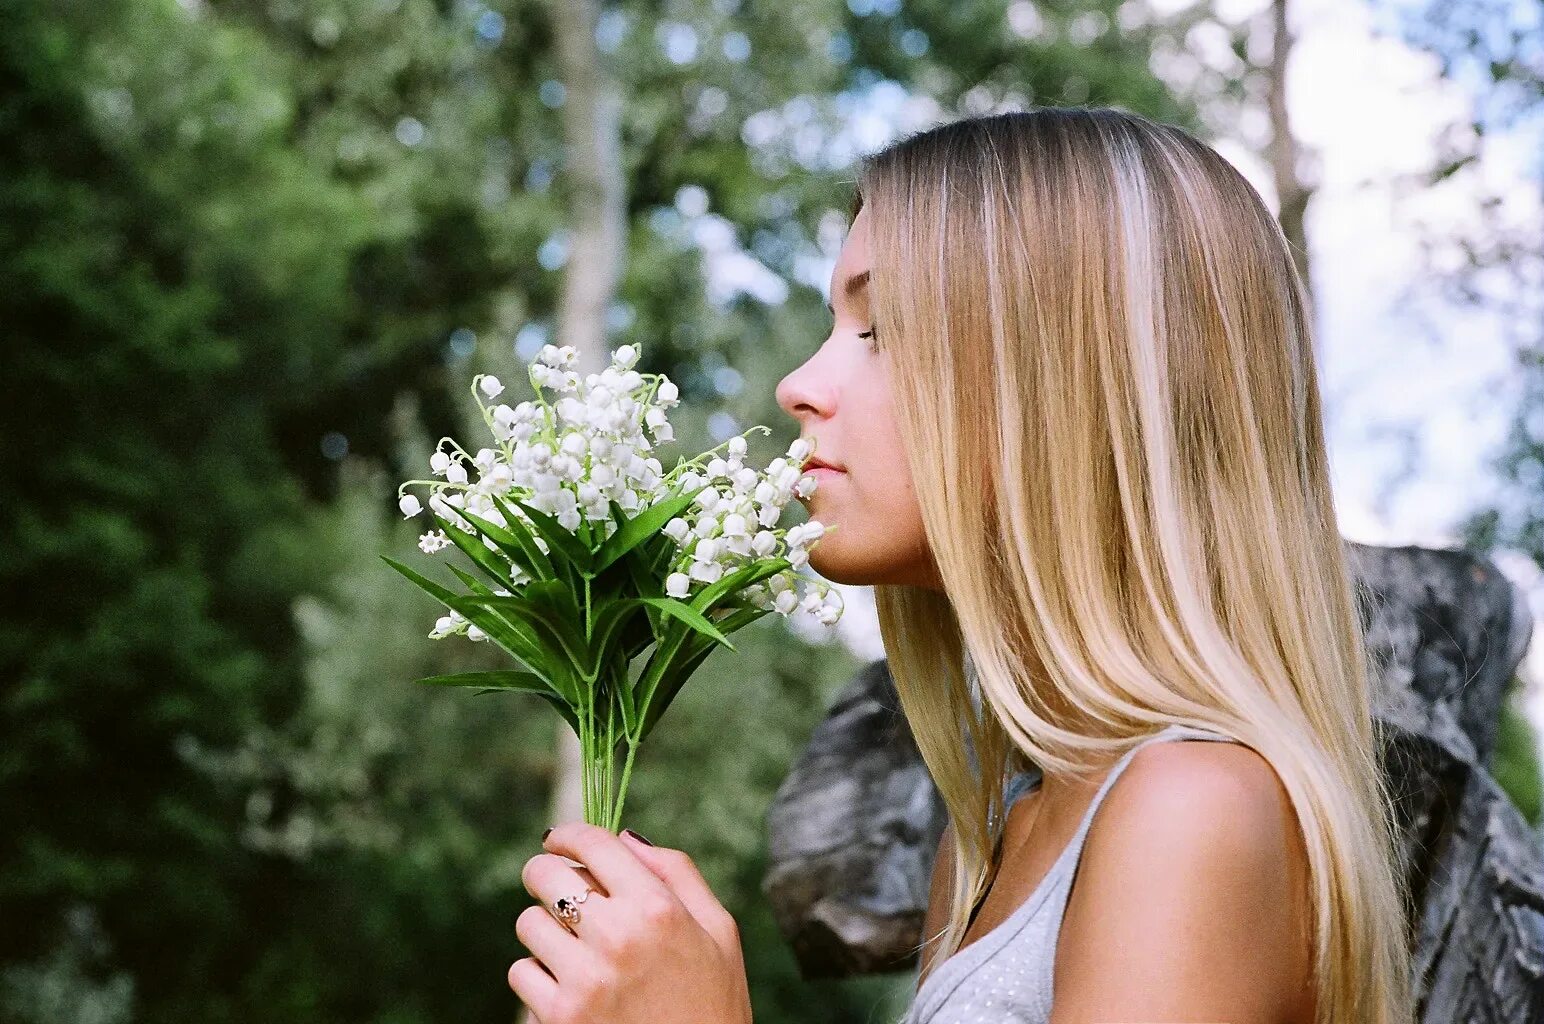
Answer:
xmin=728 ymin=436 xmax=747 ymax=459
xmin=479 ymin=375 xmax=504 ymax=399
xmin=613 ymin=344 xmax=639 ymax=369
xmin=399 ymin=494 xmax=423 ymax=518
xmin=657 ymin=380 xmax=679 ymax=405
xmin=430 ymin=450 xmax=451 ymax=474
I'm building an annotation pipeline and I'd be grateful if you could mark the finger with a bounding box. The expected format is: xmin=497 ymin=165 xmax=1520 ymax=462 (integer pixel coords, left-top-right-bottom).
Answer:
xmin=543 ymin=822 xmax=674 ymax=907
xmin=522 ymin=853 xmax=609 ymax=944
xmin=514 ymin=902 xmax=589 ymax=983
xmin=507 ymin=955 xmax=559 ymax=1020
xmin=620 ymin=831 xmax=737 ymax=943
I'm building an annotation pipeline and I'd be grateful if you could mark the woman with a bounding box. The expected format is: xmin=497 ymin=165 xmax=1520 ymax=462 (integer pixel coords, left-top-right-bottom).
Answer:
xmin=509 ymin=107 xmax=1416 ymax=1024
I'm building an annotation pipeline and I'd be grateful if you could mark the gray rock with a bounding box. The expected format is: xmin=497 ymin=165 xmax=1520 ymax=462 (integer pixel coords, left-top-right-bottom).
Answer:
xmin=763 ymin=542 xmax=1544 ymax=1020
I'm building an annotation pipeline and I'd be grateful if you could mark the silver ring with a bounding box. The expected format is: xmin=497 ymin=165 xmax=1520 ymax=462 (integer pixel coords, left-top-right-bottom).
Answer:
xmin=550 ymin=885 xmax=594 ymax=933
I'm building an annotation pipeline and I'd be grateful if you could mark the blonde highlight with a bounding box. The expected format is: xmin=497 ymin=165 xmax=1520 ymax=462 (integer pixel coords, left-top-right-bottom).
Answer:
xmin=859 ymin=109 xmax=1414 ymax=1024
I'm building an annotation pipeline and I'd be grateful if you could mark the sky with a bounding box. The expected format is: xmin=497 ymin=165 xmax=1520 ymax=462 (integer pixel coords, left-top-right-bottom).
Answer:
xmin=767 ymin=0 xmax=1544 ymax=745
xmin=631 ymin=0 xmax=1544 ymax=754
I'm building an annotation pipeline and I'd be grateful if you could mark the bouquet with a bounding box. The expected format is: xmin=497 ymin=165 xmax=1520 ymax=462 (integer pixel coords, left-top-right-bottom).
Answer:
xmin=385 ymin=341 xmax=843 ymax=831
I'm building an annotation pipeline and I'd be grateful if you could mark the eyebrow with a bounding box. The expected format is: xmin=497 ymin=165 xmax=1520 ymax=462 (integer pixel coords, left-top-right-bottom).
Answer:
xmin=824 ymin=269 xmax=871 ymax=314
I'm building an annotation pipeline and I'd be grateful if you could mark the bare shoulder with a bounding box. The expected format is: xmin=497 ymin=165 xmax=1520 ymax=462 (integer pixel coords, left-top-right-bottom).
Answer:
xmin=1051 ymin=738 xmax=1315 ymax=1024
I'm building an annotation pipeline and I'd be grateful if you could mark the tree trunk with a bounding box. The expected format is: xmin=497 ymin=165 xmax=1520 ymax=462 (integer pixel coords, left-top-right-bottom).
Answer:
xmin=519 ymin=1 xmax=624 ymax=1021
xmin=1264 ymin=0 xmax=1318 ymax=353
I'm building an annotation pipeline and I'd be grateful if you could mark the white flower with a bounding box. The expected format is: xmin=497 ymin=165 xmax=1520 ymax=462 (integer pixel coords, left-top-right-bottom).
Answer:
xmin=695 ymin=537 xmax=722 ymax=562
xmin=728 ymin=436 xmax=747 ymax=459
xmin=467 ymin=624 xmax=488 ymax=642
xmin=800 ymin=520 xmax=827 ymax=543
xmin=773 ymin=590 xmax=799 ymax=616
xmin=721 ymin=513 xmax=749 ymax=538
xmin=788 ymin=438 xmax=812 ymax=462
xmin=663 ymin=518 xmax=691 ymax=544
xmin=430 ymin=450 xmax=451 ymax=475
xmin=767 ymin=572 xmax=792 ymax=595
xmin=418 ymin=529 xmax=451 ymax=554
xmin=446 ymin=461 xmax=468 ymax=485
xmin=666 ymin=572 xmax=691 ymax=598
xmin=794 ymin=473 xmax=817 ymax=499
xmin=788 ymin=548 xmax=809 ymax=569
xmin=613 ymin=344 xmax=639 ymax=369
xmin=657 ymin=380 xmax=679 ymax=406
xmin=688 ymin=560 xmax=724 ymax=584
xmin=479 ymin=375 xmax=505 ymax=399
xmin=751 ymin=530 xmax=777 ymax=557
xmin=399 ymin=494 xmax=423 ymax=518
xmin=429 ymin=615 xmax=457 ymax=639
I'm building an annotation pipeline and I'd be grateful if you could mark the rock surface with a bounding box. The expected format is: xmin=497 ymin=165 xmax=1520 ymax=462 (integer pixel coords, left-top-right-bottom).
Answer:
xmin=762 ymin=542 xmax=1544 ymax=1020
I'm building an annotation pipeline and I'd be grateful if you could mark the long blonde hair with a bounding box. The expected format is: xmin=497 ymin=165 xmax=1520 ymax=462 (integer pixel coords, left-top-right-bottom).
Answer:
xmin=862 ymin=109 xmax=1414 ymax=1023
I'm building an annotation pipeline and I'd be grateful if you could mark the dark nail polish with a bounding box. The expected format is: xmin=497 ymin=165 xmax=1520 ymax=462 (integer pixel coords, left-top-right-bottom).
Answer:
xmin=541 ymin=827 xmax=553 ymax=842
xmin=622 ymin=828 xmax=653 ymax=846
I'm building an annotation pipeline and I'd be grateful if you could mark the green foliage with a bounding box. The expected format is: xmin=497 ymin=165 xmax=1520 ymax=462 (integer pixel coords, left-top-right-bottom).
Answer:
xmin=1490 ymin=676 xmax=1544 ymax=827
xmin=0 ymin=0 xmax=1202 ymax=1019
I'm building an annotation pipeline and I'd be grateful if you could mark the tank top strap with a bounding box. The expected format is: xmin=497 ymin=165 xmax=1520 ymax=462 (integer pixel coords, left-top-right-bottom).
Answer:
xmin=1062 ymin=723 xmax=1238 ymax=858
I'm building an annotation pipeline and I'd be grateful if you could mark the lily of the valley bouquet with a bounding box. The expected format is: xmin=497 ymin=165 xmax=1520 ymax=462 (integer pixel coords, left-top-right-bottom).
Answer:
xmin=385 ymin=342 xmax=842 ymax=831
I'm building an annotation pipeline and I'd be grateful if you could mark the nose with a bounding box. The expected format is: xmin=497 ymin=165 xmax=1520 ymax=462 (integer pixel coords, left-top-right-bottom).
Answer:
xmin=775 ymin=354 xmax=835 ymax=426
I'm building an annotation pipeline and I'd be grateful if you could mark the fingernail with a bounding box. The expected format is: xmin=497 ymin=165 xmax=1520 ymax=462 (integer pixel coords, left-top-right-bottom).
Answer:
xmin=541 ymin=827 xmax=553 ymax=842
xmin=622 ymin=828 xmax=653 ymax=847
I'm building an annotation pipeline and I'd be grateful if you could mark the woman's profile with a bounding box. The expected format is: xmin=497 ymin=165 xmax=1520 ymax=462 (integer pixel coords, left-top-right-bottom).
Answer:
xmin=513 ymin=107 xmax=1416 ymax=1024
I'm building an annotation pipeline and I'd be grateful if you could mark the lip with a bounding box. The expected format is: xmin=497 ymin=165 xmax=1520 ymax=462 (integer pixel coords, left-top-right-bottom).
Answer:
xmin=800 ymin=451 xmax=845 ymax=473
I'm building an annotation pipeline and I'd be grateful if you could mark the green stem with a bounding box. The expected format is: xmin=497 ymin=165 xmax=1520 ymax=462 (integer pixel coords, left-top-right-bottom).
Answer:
xmin=609 ymin=738 xmax=640 ymax=833
xmin=604 ymin=698 xmax=616 ymax=829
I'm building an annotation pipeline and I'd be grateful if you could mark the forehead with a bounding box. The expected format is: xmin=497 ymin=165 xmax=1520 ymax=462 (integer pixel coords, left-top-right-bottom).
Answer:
xmin=829 ymin=206 xmax=872 ymax=288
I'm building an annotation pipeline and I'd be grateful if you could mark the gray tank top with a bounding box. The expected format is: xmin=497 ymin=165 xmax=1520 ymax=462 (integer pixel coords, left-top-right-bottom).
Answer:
xmin=903 ymin=723 xmax=1240 ymax=1023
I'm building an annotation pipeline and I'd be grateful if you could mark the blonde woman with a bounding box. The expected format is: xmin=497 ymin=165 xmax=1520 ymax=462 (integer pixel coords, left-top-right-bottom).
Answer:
xmin=512 ymin=107 xmax=1415 ymax=1024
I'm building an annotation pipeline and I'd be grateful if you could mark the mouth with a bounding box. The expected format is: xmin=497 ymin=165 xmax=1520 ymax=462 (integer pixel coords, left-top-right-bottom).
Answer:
xmin=801 ymin=456 xmax=845 ymax=474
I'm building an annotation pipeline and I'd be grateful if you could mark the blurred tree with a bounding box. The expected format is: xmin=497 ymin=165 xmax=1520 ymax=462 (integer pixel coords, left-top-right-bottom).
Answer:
xmin=1367 ymin=0 xmax=1544 ymax=817
xmin=0 ymin=0 xmax=1208 ymax=1021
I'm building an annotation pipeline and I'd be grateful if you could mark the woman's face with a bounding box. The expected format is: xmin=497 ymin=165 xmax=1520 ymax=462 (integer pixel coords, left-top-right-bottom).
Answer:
xmin=775 ymin=206 xmax=941 ymax=590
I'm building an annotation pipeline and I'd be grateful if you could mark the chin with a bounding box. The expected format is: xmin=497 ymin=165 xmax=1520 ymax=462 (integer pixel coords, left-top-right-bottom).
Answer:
xmin=804 ymin=541 xmax=866 ymax=586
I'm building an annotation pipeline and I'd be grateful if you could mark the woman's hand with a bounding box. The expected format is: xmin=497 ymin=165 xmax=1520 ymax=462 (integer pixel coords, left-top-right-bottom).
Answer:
xmin=510 ymin=822 xmax=753 ymax=1024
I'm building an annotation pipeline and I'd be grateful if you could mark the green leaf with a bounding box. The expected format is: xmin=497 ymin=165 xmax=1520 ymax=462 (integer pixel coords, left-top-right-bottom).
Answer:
xmin=633 ymin=596 xmax=734 ymax=650
xmin=503 ymin=496 xmax=593 ymax=576
xmin=638 ymin=605 xmax=770 ymax=742
xmin=455 ymin=502 xmax=548 ymax=582
xmin=380 ymin=556 xmax=547 ymax=668
xmin=590 ymin=485 xmax=708 ymax=575
xmin=488 ymin=494 xmax=558 ymax=580
xmin=432 ymin=511 xmax=516 ymax=590
xmin=445 ymin=563 xmax=497 ymax=595
xmin=416 ymin=670 xmax=579 ymax=733
xmin=451 ymin=592 xmax=588 ymax=691
xmin=687 ymin=558 xmax=790 ymax=618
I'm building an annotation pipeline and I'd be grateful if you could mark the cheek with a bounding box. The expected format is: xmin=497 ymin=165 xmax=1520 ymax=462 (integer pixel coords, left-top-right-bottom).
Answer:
xmin=807 ymin=398 xmax=932 ymax=586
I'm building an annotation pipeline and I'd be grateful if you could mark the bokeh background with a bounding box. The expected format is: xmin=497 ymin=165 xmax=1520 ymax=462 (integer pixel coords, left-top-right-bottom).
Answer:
xmin=3 ymin=0 xmax=1542 ymax=1021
